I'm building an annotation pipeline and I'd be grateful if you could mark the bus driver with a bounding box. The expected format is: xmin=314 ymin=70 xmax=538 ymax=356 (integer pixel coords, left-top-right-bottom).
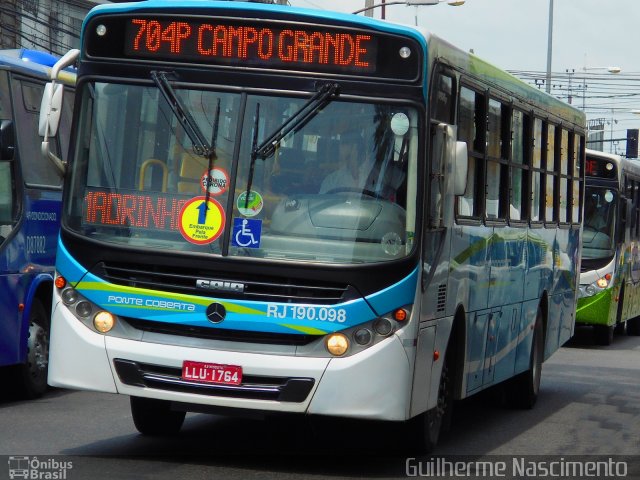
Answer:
xmin=319 ymin=132 xmax=373 ymax=194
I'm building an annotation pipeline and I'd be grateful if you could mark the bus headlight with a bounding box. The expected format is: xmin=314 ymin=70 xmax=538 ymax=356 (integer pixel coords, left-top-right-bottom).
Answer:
xmin=307 ymin=305 xmax=413 ymax=358
xmin=373 ymin=318 xmax=393 ymax=336
xmin=56 ymin=273 xmax=119 ymax=335
xmin=75 ymin=301 xmax=93 ymax=318
xmin=596 ymin=274 xmax=611 ymax=288
xmin=353 ymin=328 xmax=372 ymax=345
xmin=94 ymin=311 xmax=116 ymax=333
xmin=581 ymin=273 xmax=613 ymax=298
xmin=61 ymin=288 xmax=79 ymax=305
xmin=326 ymin=333 xmax=349 ymax=356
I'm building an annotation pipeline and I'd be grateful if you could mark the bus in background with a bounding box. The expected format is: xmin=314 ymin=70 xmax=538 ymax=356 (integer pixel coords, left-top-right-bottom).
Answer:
xmin=0 ymin=49 xmax=75 ymax=398
xmin=40 ymin=1 xmax=585 ymax=451
xmin=577 ymin=149 xmax=640 ymax=344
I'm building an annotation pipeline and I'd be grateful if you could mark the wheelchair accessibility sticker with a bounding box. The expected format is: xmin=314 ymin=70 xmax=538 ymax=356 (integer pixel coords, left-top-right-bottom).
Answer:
xmin=232 ymin=218 xmax=261 ymax=248
xmin=179 ymin=196 xmax=226 ymax=245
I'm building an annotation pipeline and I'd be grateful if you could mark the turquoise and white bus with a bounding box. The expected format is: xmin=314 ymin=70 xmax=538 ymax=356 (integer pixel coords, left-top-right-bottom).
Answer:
xmin=0 ymin=49 xmax=74 ymax=398
xmin=576 ymin=149 xmax=640 ymax=344
xmin=40 ymin=1 xmax=585 ymax=451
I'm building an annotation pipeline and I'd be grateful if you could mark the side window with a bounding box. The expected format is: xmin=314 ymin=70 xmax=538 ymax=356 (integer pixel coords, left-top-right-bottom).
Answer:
xmin=531 ymin=118 xmax=544 ymax=221
xmin=0 ymin=73 xmax=16 ymax=242
xmin=432 ymin=73 xmax=454 ymax=124
xmin=559 ymin=129 xmax=569 ymax=223
xmin=486 ymin=98 xmax=502 ymax=219
xmin=544 ymin=123 xmax=556 ymax=222
xmin=0 ymin=162 xmax=15 ymax=224
xmin=510 ymin=110 xmax=527 ymax=221
xmin=58 ymin=89 xmax=76 ymax=161
xmin=575 ymin=135 xmax=585 ymax=223
xmin=457 ymin=86 xmax=485 ymax=217
xmin=12 ymin=78 xmax=63 ymax=187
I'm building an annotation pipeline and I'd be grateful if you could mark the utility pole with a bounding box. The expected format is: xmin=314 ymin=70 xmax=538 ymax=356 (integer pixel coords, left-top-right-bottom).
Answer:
xmin=364 ymin=0 xmax=375 ymax=16
xmin=545 ymin=0 xmax=553 ymax=94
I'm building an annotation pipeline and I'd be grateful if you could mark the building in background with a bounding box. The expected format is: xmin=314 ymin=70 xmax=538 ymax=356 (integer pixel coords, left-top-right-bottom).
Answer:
xmin=0 ymin=0 xmax=288 ymax=56
xmin=0 ymin=0 xmax=108 ymax=55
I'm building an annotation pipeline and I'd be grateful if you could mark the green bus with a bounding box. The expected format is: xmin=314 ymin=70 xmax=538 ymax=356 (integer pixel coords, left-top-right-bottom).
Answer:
xmin=577 ymin=149 xmax=640 ymax=344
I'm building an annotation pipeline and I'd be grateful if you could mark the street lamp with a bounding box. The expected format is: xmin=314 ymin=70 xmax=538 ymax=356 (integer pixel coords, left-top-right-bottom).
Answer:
xmin=353 ymin=0 xmax=465 ymax=16
xmin=581 ymin=66 xmax=622 ymax=110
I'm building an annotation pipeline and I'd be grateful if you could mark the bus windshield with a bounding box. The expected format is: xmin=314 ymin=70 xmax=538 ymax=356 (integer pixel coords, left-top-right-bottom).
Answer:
xmin=582 ymin=185 xmax=616 ymax=259
xmin=66 ymin=81 xmax=417 ymax=264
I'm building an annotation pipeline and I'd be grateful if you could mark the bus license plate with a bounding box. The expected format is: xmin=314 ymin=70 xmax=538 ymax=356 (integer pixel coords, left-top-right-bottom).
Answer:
xmin=182 ymin=361 xmax=242 ymax=385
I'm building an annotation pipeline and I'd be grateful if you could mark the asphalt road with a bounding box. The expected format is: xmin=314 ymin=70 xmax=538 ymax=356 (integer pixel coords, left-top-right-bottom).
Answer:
xmin=1 ymin=326 xmax=638 ymax=479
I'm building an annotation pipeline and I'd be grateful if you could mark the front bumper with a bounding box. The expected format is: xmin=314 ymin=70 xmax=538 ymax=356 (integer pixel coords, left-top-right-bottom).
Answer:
xmin=48 ymin=299 xmax=413 ymax=421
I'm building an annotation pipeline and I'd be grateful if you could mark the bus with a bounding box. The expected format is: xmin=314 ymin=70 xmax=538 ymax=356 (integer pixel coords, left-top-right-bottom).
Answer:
xmin=577 ymin=149 xmax=640 ymax=344
xmin=40 ymin=1 xmax=585 ymax=451
xmin=0 ymin=49 xmax=75 ymax=398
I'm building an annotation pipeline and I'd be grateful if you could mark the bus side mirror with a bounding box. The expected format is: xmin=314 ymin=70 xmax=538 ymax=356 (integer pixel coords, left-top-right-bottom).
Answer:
xmin=0 ymin=120 xmax=15 ymax=160
xmin=453 ymin=141 xmax=468 ymax=196
xmin=38 ymin=82 xmax=63 ymax=138
xmin=38 ymin=48 xmax=79 ymax=177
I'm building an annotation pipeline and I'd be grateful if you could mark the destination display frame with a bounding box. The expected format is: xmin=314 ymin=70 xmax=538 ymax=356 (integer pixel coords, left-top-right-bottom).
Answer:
xmin=84 ymin=13 xmax=423 ymax=82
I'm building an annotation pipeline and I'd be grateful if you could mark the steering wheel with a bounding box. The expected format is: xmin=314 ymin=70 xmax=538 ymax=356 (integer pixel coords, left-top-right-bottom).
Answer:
xmin=323 ymin=187 xmax=381 ymax=198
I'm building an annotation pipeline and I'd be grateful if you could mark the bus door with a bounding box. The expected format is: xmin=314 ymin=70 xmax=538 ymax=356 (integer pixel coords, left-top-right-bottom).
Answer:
xmin=466 ymin=307 xmax=499 ymax=392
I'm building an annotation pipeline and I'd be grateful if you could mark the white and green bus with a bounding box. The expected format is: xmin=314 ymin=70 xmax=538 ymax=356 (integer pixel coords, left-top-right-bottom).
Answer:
xmin=40 ymin=1 xmax=585 ymax=452
xmin=577 ymin=149 xmax=640 ymax=344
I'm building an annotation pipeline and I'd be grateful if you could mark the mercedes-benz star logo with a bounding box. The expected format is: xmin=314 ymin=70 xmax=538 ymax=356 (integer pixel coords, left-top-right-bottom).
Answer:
xmin=206 ymin=302 xmax=227 ymax=323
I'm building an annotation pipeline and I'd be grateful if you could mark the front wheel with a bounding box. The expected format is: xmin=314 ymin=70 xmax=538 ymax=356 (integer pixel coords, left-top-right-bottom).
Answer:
xmin=594 ymin=324 xmax=614 ymax=346
xmin=13 ymin=299 xmax=50 ymax=399
xmin=627 ymin=316 xmax=640 ymax=336
xmin=409 ymin=353 xmax=452 ymax=453
xmin=130 ymin=397 xmax=186 ymax=435
xmin=507 ymin=308 xmax=543 ymax=409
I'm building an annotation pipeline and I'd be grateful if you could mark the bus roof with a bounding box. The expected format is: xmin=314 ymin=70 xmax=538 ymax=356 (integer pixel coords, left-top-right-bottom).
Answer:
xmin=82 ymin=0 xmax=583 ymax=128
xmin=0 ymin=49 xmax=76 ymax=85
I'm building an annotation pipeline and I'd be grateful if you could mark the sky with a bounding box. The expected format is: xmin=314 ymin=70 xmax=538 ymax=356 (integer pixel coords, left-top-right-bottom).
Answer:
xmin=286 ymin=0 xmax=640 ymax=155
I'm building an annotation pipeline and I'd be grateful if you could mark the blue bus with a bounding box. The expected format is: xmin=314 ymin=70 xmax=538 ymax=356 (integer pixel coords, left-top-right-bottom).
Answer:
xmin=40 ymin=1 xmax=585 ymax=451
xmin=0 ymin=49 xmax=75 ymax=398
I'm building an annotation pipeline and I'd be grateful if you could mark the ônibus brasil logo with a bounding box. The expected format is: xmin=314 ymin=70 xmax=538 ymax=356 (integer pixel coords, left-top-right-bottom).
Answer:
xmin=7 ymin=456 xmax=73 ymax=479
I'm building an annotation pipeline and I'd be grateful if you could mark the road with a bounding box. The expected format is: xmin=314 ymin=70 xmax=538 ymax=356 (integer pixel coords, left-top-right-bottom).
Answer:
xmin=1 ymin=327 xmax=639 ymax=479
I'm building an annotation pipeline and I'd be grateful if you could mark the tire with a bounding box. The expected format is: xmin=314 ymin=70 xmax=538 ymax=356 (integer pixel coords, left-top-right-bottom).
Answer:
xmin=613 ymin=290 xmax=626 ymax=335
xmin=409 ymin=350 xmax=453 ymax=453
xmin=627 ymin=316 xmax=640 ymax=336
xmin=13 ymin=299 xmax=50 ymax=399
xmin=130 ymin=396 xmax=186 ymax=435
xmin=507 ymin=308 xmax=543 ymax=409
xmin=594 ymin=324 xmax=614 ymax=346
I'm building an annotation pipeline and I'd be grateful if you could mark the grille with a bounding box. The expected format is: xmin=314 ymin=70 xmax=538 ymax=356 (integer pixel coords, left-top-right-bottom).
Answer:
xmin=436 ymin=284 xmax=447 ymax=312
xmin=114 ymin=359 xmax=314 ymax=402
xmin=97 ymin=262 xmax=353 ymax=304
xmin=125 ymin=317 xmax=321 ymax=346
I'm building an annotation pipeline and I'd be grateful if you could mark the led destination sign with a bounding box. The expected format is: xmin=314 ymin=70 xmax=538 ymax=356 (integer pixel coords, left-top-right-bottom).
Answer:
xmin=585 ymin=158 xmax=617 ymax=179
xmin=84 ymin=189 xmax=188 ymax=232
xmin=85 ymin=14 xmax=421 ymax=80
xmin=125 ymin=18 xmax=375 ymax=72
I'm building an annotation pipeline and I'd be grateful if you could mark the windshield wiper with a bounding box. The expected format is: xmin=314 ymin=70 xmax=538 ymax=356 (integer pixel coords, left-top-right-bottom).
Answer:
xmin=151 ymin=71 xmax=214 ymax=157
xmin=244 ymin=82 xmax=340 ymax=207
xmin=151 ymin=71 xmax=221 ymax=218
